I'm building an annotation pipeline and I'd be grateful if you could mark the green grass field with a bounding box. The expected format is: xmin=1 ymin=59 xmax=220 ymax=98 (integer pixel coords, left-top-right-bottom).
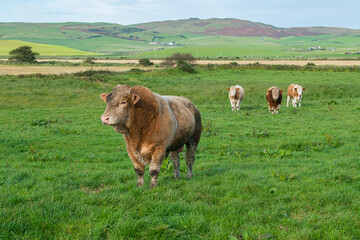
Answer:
xmin=1 ymin=66 xmax=360 ymax=239
xmin=0 ymin=40 xmax=98 ymax=56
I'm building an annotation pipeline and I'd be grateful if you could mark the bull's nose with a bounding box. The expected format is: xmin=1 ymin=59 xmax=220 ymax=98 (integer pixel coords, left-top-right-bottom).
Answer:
xmin=101 ymin=115 xmax=110 ymax=124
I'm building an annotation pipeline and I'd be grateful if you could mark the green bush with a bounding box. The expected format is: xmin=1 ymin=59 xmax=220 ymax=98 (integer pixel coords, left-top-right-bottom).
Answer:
xmin=8 ymin=46 xmax=39 ymax=63
xmin=138 ymin=58 xmax=153 ymax=66
xmin=176 ymin=60 xmax=196 ymax=73
xmin=161 ymin=52 xmax=195 ymax=67
xmin=83 ymin=57 xmax=96 ymax=64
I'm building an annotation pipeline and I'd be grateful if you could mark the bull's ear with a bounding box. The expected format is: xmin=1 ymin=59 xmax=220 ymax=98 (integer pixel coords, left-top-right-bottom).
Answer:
xmin=303 ymin=88 xmax=306 ymax=90
xmin=132 ymin=93 xmax=140 ymax=105
xmin=100 ymin=93 xmax=108 ymax=103
xmin=280 ymin=90 xmax=283 ymax=93
xmin=227 ymin=88 xmax=230 ymax=91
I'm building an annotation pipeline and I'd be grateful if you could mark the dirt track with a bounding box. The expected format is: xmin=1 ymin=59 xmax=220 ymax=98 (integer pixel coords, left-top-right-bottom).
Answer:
xmin=1 ymin=59 xmax=360 ymax=75
xmin=36 ymin=59 xmax=360 ymax=66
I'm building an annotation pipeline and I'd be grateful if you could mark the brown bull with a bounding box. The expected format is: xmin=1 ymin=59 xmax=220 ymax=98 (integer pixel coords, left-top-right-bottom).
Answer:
xmin=266 ymin=86 xmax=283 ymax=114
xmin=100 ymin=85 xmax=202 ymax=188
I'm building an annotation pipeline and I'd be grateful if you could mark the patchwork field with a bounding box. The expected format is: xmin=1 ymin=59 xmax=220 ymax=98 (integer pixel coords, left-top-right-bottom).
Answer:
xmin=0 ymin=67 xmax=359 ymax=239
xmin=0 ymin=40 xmax=97 ymax=56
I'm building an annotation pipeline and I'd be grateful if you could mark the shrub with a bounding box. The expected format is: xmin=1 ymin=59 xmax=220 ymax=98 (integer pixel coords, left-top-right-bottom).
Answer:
xmin=161 ymin=52 xmax=195 ymax=67
xmin=138 ymin=58 xmax=153 ymax=66
xmin=176 ymin=60 xmax=196 ymax=73
xmin=8 ymin=46 xmax=39 ymax=63
xmin=160 ymin=58 xmax=176 ymax=68
xmin=306 ymin=62 xmax=316 ymax=67
xmin=129 ymin=68 xmax=145 ymax=73
xmin=83 ymin=57 xmax=96 ymax=64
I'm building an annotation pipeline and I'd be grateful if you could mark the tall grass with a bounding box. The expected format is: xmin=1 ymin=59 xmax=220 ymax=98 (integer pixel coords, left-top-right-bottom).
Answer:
xmin=0 ymin=68 xmax=360 ymax=239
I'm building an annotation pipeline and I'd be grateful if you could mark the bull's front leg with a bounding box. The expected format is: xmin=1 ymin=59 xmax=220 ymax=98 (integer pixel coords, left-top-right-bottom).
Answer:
xmin=299 ymin=96 xmax=302 ymax=107
xmin=134 ymin=166 xmax=145 ymax=187
xmin=230 ymin=99 xmax=236 ymax=111
xmin=128 ymin=154 xmax=145 ymax=187
xmin=286 ymin=96 xmax=290 ymax=107
xmin=292 ymin=98 xmax=297 ymax=107
xmin=149 ymin=150 xmax=166 ymax=188
xmin=236 ymin=100 xmax=241 ymax=111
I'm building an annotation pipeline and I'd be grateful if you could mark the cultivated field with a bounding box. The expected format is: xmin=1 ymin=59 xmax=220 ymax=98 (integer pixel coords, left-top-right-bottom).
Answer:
xmin=0 ymin=40 xmax=96 ymax=56
xmin=1 ymin=59 xmax=360 ymax=75
xmin=0 ymin=66 xmax=359 ymax=239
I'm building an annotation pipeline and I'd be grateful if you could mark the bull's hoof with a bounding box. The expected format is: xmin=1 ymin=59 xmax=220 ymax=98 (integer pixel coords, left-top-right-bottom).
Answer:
xmin=174 ymin=171 xmax=181 ymax=179
xmin=186 ymin=172 xmax=193 ymax=179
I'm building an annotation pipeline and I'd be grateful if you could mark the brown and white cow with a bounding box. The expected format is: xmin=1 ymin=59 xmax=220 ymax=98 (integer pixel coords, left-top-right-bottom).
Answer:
xmin=287 ymin=84 xmax=305 ymax=107
xmin=227 ymin=85 xmax=245 ymax=111
xmin=100 ymin=84 xmax=202 ymax=188
xmin=266 ymin=86 xmax=283 ymax=114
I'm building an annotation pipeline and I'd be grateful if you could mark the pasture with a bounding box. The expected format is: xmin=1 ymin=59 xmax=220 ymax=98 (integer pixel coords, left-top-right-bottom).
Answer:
xmin=0 ymin=40 xmax=96 ymax=56
xmin=0 ymin=66 xmax=360 ymax=239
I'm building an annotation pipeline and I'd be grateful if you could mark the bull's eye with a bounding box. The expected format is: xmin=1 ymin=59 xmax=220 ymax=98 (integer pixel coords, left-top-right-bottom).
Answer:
xmin=121 ymin=101 xmax=127 ymax=105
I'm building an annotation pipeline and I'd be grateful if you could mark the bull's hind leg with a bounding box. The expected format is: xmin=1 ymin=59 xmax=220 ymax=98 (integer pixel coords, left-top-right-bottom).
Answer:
xmin=170 ymin=151 xmax=181 ymax=178
xmin=185 ymin=139 xmax=197 ymax=179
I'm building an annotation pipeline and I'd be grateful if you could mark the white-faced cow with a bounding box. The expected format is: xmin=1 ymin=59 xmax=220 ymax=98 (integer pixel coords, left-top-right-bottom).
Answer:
xmin=287 ymin=84 xmax=305 ymax=107
xmin=100 ymin=85 xmax=202 ymax=188
xmin=227 ymin=85 xmax=245 ymax=111
xmin=266 ymin=86 xmax=283 ymax=114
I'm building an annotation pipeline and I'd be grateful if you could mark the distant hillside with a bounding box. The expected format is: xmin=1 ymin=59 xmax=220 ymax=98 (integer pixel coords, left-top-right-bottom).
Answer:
xmin=133 ymin=18 xmax=360 ymax=38
xmin=0 ymin=19 xmax=360 ymax=57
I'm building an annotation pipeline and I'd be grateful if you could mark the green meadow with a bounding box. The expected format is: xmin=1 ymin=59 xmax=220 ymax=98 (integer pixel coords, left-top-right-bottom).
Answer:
xmin=0 ymin=66 xmax=360 ymax=239
xmin=0 ymin=40 xmax=97 ymax=56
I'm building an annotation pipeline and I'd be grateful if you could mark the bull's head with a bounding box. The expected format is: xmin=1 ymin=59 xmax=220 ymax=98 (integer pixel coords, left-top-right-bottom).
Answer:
xmin=271 ymin=88 xmax=282 ymax=100
xmin=294 ymin=85 xmax=305 ymax=98
xmin=100 ymin=84 xmax=140 ymax=126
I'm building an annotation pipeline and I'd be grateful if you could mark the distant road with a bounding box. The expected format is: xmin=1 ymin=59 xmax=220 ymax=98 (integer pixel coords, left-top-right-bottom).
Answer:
xmin=1 ymin=59 xmax=360 ymax=75
xmin=35 ymin=59 xmax=360 ymax=66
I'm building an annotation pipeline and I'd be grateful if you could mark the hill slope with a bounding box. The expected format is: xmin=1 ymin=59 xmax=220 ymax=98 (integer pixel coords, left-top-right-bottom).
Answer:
xmin=133 ymin=18 xmax=360 ymax=38
xmin=0 ymin=19 xmax=360 ymax=57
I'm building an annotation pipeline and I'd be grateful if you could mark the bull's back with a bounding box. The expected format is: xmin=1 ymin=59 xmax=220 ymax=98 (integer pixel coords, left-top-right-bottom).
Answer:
xmin=287 ymin=84 xmax=296 ymax=97
xmin=238 ymin=87 xmax=245 ymax=100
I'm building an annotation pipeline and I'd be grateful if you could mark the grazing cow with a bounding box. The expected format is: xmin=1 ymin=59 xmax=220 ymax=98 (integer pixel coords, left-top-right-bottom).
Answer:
xmin=100 ymin=84 xmax=202 ymax=188
xmin=287 ymin=84 xmax=306 ymax=107
xmin=227 ymin=85 xmax=245 ymax=111
xmin=266 ymin=86 xmax=283 ymax=114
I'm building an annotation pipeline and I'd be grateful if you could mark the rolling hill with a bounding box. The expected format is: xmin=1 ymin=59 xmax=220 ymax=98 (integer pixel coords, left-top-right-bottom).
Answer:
xmin=0 ymin=18 xmax=360 ymax=57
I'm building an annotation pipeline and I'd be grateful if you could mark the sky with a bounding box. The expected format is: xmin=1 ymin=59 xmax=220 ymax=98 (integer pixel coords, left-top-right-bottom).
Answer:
xmin=0 ymin=0 xmax=359 ymax=29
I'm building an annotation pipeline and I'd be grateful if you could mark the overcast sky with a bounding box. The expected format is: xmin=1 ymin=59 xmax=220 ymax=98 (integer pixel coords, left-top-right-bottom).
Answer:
xmin=0 ymin=0 xmax=359 ymax=29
